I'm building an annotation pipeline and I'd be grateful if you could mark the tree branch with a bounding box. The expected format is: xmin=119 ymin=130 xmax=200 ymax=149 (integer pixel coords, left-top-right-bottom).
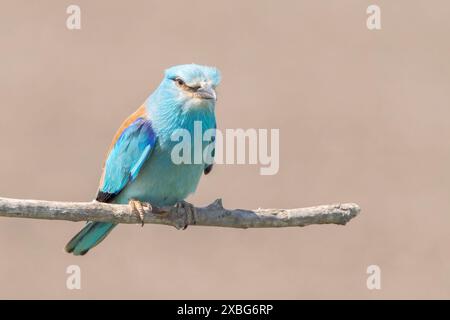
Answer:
xmin=0 ymin=196 xmax=360 ymax=229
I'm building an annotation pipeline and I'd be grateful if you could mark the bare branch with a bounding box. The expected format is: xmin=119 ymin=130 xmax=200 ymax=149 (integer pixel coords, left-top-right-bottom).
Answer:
xmin=0 ymin=197 xmax=360 ymax=229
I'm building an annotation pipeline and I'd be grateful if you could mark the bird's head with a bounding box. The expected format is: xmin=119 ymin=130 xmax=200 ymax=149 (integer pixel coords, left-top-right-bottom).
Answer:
xmin=155 ymin=64 xmax=221 ymax=112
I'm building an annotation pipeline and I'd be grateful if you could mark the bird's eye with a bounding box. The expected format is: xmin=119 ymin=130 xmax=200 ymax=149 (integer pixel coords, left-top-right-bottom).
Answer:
xmin=174 ymin=78 xmax=185 ymax=86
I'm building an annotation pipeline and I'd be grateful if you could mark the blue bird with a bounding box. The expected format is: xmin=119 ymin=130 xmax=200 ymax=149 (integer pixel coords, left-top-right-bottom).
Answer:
xmin=65 ymin=64 xmax=220 ymax=255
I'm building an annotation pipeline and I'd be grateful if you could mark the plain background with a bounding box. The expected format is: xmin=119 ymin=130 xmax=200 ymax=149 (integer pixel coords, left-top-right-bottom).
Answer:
xmin=0 ymin=0 xmax=449 ymax=299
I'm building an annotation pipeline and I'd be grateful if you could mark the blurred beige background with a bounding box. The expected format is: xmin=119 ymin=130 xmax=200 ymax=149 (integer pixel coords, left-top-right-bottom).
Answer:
xmin=0 ymin=0 xmax=449 ymax=299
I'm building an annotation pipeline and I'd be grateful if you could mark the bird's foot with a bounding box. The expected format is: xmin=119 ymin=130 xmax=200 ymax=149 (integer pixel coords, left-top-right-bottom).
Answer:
xmin=129 ymin=199 xmax=152 ymax=227
xmin=174 ymin=200 xmax=196 ymax=230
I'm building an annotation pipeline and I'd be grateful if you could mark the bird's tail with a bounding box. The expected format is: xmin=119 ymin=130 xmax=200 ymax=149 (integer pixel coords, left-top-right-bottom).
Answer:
xmin=65 ymin=222 xmax=117 ymax=256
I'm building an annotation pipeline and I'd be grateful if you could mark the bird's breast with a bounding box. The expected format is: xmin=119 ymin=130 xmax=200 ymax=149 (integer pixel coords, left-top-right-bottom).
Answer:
xmin=114 ymin=144 xmax=205 ymax=206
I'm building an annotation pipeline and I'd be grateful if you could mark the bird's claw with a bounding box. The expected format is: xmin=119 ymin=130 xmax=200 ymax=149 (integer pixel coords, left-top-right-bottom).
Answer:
xmin=129 ymin=199 xmax=152 ymax=227
xmin=174 ymin=200 xmax=196 ymax=230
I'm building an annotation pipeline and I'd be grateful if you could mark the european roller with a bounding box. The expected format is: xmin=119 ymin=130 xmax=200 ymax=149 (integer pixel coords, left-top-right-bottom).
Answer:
xmin=65 ymin=64 xmax=220 ymax=255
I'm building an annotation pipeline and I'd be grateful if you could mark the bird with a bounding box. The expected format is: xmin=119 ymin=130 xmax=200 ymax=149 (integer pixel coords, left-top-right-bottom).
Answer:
xmin=65 ymin=64 xmax=220 ymax=255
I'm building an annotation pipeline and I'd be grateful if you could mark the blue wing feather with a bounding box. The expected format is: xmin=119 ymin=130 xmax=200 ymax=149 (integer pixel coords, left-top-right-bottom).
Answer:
xmin=101 ymin=117 xmax=156 ymax=196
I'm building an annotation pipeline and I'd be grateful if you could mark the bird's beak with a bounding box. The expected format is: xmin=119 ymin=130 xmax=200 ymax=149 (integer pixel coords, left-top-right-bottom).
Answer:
xmin=195 ymin=86 xmax=216 ymax=101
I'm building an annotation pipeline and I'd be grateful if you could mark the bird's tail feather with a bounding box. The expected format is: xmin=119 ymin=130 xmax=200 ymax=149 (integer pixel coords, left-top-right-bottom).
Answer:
xmin=65 ymin=222 xmax=117 ymax=256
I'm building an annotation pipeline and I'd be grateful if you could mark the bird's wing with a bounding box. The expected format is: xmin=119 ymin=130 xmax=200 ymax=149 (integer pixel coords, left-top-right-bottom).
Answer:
xmin=96 ymin=105 xmax=156 ymax=202
xmin=204 ymin=125 xmax=216 ymax=175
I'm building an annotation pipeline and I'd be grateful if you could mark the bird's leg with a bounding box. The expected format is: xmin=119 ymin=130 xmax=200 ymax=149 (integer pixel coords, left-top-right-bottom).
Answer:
xmin=174 ymin=200 xmax=196 ymax=230
xmin=129 ymin=199 xmax=152 ymax=227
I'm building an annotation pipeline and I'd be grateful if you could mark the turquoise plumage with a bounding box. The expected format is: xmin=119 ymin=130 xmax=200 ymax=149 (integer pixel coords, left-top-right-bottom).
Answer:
xmin=65 ymin=64 xmax=221 ymax=255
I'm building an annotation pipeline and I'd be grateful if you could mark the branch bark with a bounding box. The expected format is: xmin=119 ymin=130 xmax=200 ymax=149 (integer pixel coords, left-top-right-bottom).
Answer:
xmin=0 ymin=196 xmax=360 ymax=229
